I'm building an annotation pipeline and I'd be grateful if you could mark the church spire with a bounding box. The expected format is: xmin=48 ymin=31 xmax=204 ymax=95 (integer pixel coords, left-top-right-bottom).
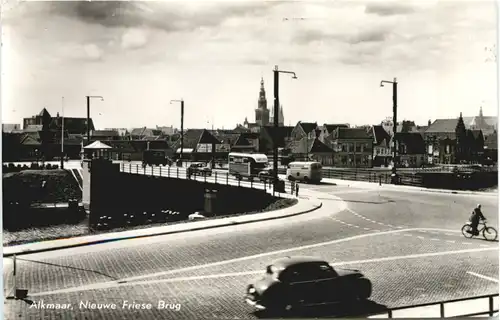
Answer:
xmin=479 ymin=106 xmax=484 ymax=118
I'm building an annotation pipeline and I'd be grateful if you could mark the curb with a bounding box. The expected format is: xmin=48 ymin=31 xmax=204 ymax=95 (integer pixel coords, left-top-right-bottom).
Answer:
xmin=327 ymin=179 xmax=497 ymax=196
xmin=3 ymin=201 xmax=323 ymax=258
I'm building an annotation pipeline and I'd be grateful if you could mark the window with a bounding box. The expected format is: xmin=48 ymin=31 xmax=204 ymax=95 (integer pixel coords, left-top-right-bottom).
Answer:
xmin=341 ymin=144 xmax=347 ymax=152
xmin=355 ymin=144 xmax=361 ymax=152
xmin=363 ymin=155 xmax=369 ymax=165
xmin=342 ymin=156 xmax=347 ymax=165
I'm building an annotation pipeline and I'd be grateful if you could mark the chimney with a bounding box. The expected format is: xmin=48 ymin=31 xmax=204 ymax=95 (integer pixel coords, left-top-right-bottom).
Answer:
xmin=428 ymin=119 xmax=431 ymax=126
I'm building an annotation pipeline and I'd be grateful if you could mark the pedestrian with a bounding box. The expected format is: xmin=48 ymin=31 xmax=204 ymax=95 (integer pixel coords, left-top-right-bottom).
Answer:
xmin=295 ymin=183 xmax=299 ymax=197
xmin=291 ymin=181 xmax=295 ymax=195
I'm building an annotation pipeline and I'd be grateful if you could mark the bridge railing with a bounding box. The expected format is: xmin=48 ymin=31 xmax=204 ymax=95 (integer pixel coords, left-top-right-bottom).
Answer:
xmin=120 ymin=163 xmax=296 ymax=199
xmin=368 ymin=293 xmax=499 ymax=318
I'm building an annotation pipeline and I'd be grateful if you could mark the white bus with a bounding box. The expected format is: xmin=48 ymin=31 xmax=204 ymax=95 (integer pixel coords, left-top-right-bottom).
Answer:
xmin=228 ymin=152 xmax=269 ymax=180
xmin=286 ymin=161 xmax=323 ymax=183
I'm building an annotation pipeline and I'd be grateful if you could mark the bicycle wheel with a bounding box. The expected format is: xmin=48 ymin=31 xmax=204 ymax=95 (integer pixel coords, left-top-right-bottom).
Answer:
xmin=483 ymin=227 xmax=498 ymax=241
xmin=462 ymin=224 xmax=474 ymax=238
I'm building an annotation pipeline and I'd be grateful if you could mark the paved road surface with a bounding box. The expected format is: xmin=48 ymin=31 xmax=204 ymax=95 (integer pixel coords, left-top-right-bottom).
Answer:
xmin=3 ymin=168 xmax=498 ymax=319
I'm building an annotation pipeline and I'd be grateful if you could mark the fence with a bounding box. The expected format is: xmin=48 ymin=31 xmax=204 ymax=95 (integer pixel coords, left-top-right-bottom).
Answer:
xmin=120 ymin=163 xmax=296 ymax=199
xmin=274 ymin=167 xmax=424 ymax=187
xmin=368 ymin=293 xmax=498 ymax=318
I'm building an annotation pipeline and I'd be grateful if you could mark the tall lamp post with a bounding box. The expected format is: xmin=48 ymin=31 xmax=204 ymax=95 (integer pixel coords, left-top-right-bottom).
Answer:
xmin=86 ymin=95 xmax=104 ymax=144
xmin=273 ymin=65 xmax=298 ymax=185
xmin=61 ymin=96 xmax=65 ymax=169
xmin=170 ymin=99 xmax=185 ymax=163
xmin=380 ymin=78 xmax=398 ymax=170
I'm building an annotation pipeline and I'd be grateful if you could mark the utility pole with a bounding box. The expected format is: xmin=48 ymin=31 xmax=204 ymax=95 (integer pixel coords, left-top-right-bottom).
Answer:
xmin=61 ymin=96 xmax=65 ymax=169
xmin=273 ymin=65 xmax=297 ymax=185
xmin=380 ymin=78 xmax=398 ymax=168
xmin=86 ymin=95 xmax=104 ymax=145
xmin=170 ymin=99 xmax=184 ymax=162
xmin=273 ymin=66 xmax=280 ymax=182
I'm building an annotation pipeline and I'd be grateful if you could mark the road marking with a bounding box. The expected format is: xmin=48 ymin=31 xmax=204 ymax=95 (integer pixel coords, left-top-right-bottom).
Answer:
xmin=34 ymin=228 xmax=462 ymax=290
xmin=462 ymin=242 xmax=472 ymax=245
xmin=417 ymin=236 xmax=425 ymax=239
xmin=467 ymin=271 xmax=499 ymax=283
xmin=446 ymin=240 xmax=456 ymax=244
xmin=445 ymin=233 xmax=453 ymax=236
xmin=404 ymin=234 xmax=412 ymax=237
xmin=431 ymin=238 xmax=439 ymax=241
xmin=30 ymin=247 xmax=498 ymax=296
xmin=364 ymin=228 xmax=371 ymax=230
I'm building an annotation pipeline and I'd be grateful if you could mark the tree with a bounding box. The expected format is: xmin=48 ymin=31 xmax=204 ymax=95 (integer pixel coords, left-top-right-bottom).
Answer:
xmin=455 ymin=112 xmax=467 ymax=163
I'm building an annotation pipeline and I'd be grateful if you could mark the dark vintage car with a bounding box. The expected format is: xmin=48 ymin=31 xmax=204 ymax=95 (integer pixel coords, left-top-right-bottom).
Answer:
xmin=187 ymin=162 xmax=212 ymax=177
xmin=142 ymin=150 xmax=172 ymax=167
xmin=245 ymin=256 xmax=372 ymax=313
xmin=257 ymin=168 xmax=275 ymax=182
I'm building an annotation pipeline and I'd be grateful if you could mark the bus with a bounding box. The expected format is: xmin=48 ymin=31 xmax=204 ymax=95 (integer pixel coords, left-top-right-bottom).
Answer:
xmin=286 ymin=161 xmax=323 ymax=183
xmin=228 ymin=152 xmax=269 ymax=180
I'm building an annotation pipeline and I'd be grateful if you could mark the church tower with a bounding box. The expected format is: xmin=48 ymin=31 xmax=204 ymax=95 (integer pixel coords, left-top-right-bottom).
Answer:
xmin=270 ymin=104 xmax=285 ymax=126
xmin=255 ymin=78 xmax=270 ymax=126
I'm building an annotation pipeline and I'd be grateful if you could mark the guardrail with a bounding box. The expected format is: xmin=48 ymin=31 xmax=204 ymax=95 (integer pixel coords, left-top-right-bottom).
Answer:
xmin=369 ymin=293 xmax=498 ymax=318
xmin=274 ymin=167 xmax=425 ymax=187
xmin=120 ymin=163 xmax=296 ymax=199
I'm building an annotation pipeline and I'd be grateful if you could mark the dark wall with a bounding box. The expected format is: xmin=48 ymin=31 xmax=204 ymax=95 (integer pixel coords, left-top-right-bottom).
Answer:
xmin=418 ymin=172 xmax=498 ymax=190
xmin=89 ymin=161 xmax=275 ymax=224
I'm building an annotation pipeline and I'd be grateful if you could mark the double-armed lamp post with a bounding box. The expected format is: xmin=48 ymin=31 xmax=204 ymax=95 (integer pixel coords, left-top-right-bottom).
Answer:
xmin=273 ymin=65 xmax=298 ymax=184
xmin=86 ymin=95 xmax=104 ymax=144
xmin=380 ymin=77 xmax=398 ymax=170
xmin=170 ymin=99 xmax=185 ymax=162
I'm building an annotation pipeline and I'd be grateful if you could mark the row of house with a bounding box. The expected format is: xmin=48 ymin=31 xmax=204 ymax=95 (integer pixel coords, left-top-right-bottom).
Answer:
xmin=166 ymin=108 xmax=496 ymax=168
xmin=3 ymin=107 xmax=497 ymax=167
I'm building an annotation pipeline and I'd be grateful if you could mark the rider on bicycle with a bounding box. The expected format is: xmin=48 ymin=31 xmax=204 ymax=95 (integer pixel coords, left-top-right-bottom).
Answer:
xmin=469 ymin=204 xmax=486 ymax=236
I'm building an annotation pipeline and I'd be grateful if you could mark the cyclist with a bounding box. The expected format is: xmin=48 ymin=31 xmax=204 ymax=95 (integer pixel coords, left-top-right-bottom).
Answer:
xmin=469 ymin=204 xmax=486 ymax=236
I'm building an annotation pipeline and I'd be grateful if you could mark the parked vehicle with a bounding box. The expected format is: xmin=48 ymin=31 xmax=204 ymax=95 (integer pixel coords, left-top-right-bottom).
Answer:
xmin=187 ymin=162 xmax=212 ymax=177
xmin=245 ymin=256 xmax=372 ymax=313
xmin=258 ymin=168 xmax=275 ymax=182
xmin=286 ymin=161 xmax=323 ymax=183
xmin=142 ymin=150 xmax=171 ymax=167
xmin=228 ymin=152 xmax=269 ymax=180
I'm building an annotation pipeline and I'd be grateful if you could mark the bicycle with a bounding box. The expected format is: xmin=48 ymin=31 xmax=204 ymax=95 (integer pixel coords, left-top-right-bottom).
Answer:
xmin=461 ymin=220 xmax=498 ymax=241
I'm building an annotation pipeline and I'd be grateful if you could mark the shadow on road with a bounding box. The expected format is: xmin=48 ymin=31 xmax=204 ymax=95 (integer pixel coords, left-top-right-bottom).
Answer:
xmin=17 ymin=258 xmax=119 ymax=281
xmin=255 ymin=299 xmax=388 ymax=318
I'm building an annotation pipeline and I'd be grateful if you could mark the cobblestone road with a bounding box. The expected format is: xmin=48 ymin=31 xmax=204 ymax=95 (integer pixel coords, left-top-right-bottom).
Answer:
xmin=3 ymin=184 xmax=498 ymax=319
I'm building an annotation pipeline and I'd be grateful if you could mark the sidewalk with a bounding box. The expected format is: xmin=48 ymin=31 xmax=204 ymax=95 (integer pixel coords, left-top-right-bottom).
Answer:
xmin=3 ymin=198 xmax=322 ymax=257
xmin=277 ymin=174 xmax=497 ymax=196
xmin=326 ymin=178 xmax=498 ymax=196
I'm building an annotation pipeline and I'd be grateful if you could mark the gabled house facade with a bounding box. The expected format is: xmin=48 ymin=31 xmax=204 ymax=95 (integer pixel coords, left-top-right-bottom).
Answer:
xmin=290 ymin=121 xmax=319 ymax=141
xmin=326 ymin=127 xmax=373 ymax=168
xmin=286 ymin=132 xmax=334 ymax=165
xmin=394 ymin=132 xmax=426 ymax=167
xmin=424 ymin=113 xmax=487 ymax=164
xmin=369 ymin=125 xmax=392 ymax=167
xmin=171 ymin=129 xmax=221 ymax=161
xmin=319 ymin=124 xmax=349 ymax=142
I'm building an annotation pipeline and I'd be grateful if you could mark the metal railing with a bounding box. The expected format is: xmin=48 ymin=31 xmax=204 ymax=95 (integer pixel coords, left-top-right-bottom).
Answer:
xmin=368 ymin=293 xmax=498 ymax=318
xmin=120 ymin=163 xmax=296 ymax=199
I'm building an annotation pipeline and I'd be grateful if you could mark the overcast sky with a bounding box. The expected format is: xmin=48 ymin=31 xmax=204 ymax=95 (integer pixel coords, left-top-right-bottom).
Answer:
xmin=1 ymin=0 xmax=497 ymax=130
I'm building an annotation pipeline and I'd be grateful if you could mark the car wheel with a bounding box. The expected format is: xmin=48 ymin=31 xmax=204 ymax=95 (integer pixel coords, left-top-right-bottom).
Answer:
xmin=356 ymin=278 xmax=372 ymax=300
xmin=288 ymin=175 xmax=295 ymax=181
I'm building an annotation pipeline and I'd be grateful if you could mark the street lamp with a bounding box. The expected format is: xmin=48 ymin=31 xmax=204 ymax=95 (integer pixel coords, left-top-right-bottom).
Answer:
xmin=86 ymin=95 xmax=104 ymax=144
xmin=61 ymin=96 xmax=65 ymax=169
xmin=170 ymin=99 xmax=185 ymax=163
xmin=380 ymin=78 xmax=398 ymax=170
xmin=273 ymin=65 xmax=298 ymax=185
